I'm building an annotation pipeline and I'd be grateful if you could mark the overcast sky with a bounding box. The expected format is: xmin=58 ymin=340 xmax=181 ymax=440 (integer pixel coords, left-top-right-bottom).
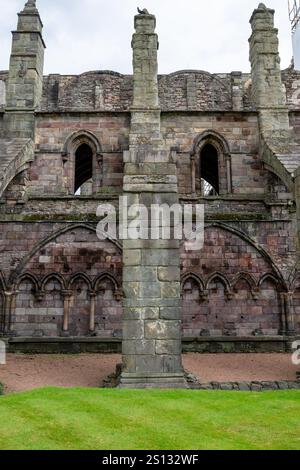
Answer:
xmin=0 ymin=0 xmax=294 ymax=75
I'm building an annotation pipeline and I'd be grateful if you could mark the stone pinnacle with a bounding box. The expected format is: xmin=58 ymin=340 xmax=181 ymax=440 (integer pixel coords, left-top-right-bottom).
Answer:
xmin=25 ymin=0 xmax=36 ymax=7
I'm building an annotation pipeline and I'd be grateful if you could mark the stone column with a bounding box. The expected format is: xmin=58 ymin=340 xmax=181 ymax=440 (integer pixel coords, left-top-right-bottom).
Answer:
xmin=89 ymin=292 xmax=96 ymax=332
xmin=3 ymin=291 xmax=15 ymax=334
xmin=295 ymin=167 xmax=300 ymax=249
xmin=279 ymin=292 xmax=288 ymax=335
xmin=225 ymin=154 xmax=232 ymax=194
xmin=284 ymin=292 xmax=296 ymax=336
xmin=190 ymin=154 xmax=196 ymax=197
xmin=120 ymin=11 xmax=186 ymax=388
xmin=62 ymin=291 xmax=72 ymax=334
xmin=4 ymin=0 xmax=45 ymax=138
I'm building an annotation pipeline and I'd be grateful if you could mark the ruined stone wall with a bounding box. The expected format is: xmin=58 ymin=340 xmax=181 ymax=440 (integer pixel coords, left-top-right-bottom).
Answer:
xmin=181 ymin=221 xmax=297 ymax=337
xmin=0 ymin=106 xmax=298 ymax=339
xmin=0 ymin=222 xmax=122 ymax=337
xmin=161 ymin=112 xmax=262 ymax=195
xmin=282 ymin=68 xmax=300 ymax=110
xmin=289 ymin=112 xmax=300 ymax=143
xmin=0 ymin=109 xmax=263 ymax=203
xmin=0 ymin=67 xmax=299 ymax=113
xmin=6 ymin=111 xmax=264 ymax=198
xmin=0 ymin=215 xmax=298 ymax=338
xmin=27 ymin=113 xmax=130 ymax=196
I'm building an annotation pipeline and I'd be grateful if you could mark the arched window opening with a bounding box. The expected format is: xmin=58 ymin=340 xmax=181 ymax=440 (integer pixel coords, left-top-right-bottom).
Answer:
xmin=200 ymin=144 xmax=219 ymax=196
xmin=74 ymin=144 xmax=93 ymax=195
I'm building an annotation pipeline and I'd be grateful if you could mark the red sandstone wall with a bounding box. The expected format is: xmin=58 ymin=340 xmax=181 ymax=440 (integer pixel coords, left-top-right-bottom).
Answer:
xmin=0 ymin=219 xmax=298 ymax=337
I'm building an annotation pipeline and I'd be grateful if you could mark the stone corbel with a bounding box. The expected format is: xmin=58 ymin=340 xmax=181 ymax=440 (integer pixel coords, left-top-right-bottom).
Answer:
xmin=225 ymin=290 xmax=234 ymax=301
xmin=252 ymin=287 xmax=260 ymax=301
xmin=199 ymin=290 xmax=209 ymax=302
xmin=114 ymin=288 xmax=124 ymax=302
xmin=96 ymin=152 xmax=103 ymax=168
xmin=61 ymin=151 xmax=70 ymax=164
xmin=35 ymin=291 xmax=45 ymax=302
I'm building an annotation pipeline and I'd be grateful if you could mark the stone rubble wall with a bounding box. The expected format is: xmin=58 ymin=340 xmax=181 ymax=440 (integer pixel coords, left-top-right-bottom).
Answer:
xmin=0 ymin=68 xmax=299 ymax=113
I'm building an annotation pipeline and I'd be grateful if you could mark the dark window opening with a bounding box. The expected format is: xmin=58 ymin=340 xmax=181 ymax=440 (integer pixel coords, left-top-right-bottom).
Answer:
xmin=74 ymin=144 xmax=93 ymax=195
xmin=200 ymin=144 xmax=219 ymax=196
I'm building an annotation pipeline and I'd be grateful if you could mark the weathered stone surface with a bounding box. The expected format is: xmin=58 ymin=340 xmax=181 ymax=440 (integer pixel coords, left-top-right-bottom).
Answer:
xmin=155 ymin=340 xmax=181 ymax=355
xmin=145 ymin=320 xmax=181 ymax=340
xmin=190 ymin=380 xmax=299 ymax=392
xmin=141 ymin=249 xmax=179 ymax=266
xmin=158 ymin=267 xmax=181 ymax=282
xmin=0 ymin=3 xmax=299 ymax=368
xmin=123 ymin=267 xmax=157 ymax=282
xmin=123 ymin=339 xmax=155 ymax=356
xmin=124 ymin=307 xmax=159 ymax=320
xmin=119 ymin=10 xmax=185 ymax=388
xmin=160 ymin=307 xmax=181 ymax=320
xmin=250 ymin=382 xmax=263 ymax=392
xmin=122 ymin=320 xmax=144 ymax=340
xmin=123 ymin=250 xmax=141 ymax=266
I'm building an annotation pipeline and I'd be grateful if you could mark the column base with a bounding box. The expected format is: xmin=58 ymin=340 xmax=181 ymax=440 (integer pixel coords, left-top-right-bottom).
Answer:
xmin=119 ymin=372 xmax=188 ymax=389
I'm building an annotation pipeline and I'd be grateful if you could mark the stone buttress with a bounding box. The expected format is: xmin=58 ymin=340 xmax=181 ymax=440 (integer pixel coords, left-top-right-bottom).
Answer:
xmin=4 ymin=0 xmax=45 ymax=139
xmin=119 ymin=12 xmax=186 ymax=388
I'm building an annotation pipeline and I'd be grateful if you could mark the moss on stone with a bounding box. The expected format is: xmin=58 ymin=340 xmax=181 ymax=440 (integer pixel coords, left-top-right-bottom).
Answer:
xmin=205 ymin=213 xmax=265 ymax=221
xmin=23 ymin=213 xmax=99 ymax=222
xmin=97 ymin=187 xmax=118 ymax=195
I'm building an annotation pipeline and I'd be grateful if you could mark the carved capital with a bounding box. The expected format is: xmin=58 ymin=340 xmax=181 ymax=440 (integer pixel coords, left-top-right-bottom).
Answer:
xmin=114 ymin=288 xmax=124 ymax=302
xmin=61 ymin=152 xmax=70 ymax=164
xmin=35 ymin=291 xmax=45 ymax=302
xmin=97 ymin=152 xmax=104 ymax=167
xmin=62 ymin=290 xmax=73 ymax=299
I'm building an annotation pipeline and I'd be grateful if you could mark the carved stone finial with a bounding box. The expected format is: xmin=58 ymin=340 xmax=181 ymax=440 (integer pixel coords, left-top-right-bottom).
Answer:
xmin=137 ymin=7 xmax=150 ymax=15
xmin=25 ymin=0 xmax=36 ymax=8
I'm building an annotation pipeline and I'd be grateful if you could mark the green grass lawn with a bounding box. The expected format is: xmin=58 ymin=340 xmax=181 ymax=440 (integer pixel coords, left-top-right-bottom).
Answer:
xmin=0 ymin=388 xmax=299 ymax=450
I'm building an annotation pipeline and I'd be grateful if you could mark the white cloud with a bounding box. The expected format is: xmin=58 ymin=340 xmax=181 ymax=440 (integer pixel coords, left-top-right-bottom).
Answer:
xmin=0 ymin=0 xmax=294 ymax=75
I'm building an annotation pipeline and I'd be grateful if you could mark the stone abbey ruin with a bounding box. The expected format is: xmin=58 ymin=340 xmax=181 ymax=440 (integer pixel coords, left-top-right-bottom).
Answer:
xmin=0 ymin=1 xmax=300 ymax=387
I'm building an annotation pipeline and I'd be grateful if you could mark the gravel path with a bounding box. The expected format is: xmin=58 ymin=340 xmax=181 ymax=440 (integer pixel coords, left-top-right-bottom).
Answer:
xmin=0 ymin=353 xmax=298 ymax=393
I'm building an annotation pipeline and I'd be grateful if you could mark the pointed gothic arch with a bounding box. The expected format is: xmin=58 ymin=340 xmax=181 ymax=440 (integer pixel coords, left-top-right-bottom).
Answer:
xmin=93 ymin=272 xmax=120 ymax=293
xmin=69 ymin=273 xmax=92 ymax=291
xmin=15 ymin=272 xmax=40 ymax=292
xmin=181 ymin=272 xmax=205 ymax=294
xmin=41 ymin=273 xmax=66 ymax=292
xmin=191 ymin=130 xmax=232 ymax=196
xmin=62 ymin=130 xmax=103 ymax=195
xmin=9 ymin=223 xmax=122 ymax=284
xmin=206 ymin=272 xmax=232 ymax=295
xmin=232 ymin=272 xmax=258 ymax=292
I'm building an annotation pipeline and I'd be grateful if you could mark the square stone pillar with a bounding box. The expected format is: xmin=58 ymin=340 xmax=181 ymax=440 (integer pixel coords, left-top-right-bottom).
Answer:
xmin=4 ymin=0 xmax=45 ymax=139
xmin=120 ymin=151 xmax=186 ymax=388
xmin=119 ymin=11 xmax=186 ymax=388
